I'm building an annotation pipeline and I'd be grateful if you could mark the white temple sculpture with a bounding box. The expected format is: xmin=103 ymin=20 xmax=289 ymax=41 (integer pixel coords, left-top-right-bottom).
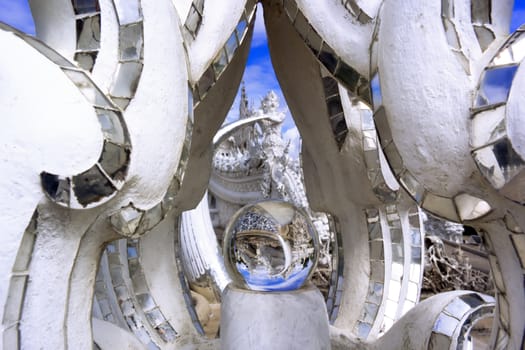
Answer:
xmin=0 ymin=0 xmax=524 ymax=349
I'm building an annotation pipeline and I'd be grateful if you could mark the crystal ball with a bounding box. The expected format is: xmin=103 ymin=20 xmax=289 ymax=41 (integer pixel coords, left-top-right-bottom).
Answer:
xmin=223 ymin=201 xmax=319 ymax=291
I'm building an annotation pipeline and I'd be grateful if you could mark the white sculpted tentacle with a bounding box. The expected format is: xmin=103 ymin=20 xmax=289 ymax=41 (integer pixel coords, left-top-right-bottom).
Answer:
xmin=374 ymin=0 xmax=499 ymax=222
xmin=282 ymin=1 xmax=372 ymax=104
xmin=0 ymin=24 xmax=131 ymax=209
xmin=264 ymin=5 xmax=426 ymax=342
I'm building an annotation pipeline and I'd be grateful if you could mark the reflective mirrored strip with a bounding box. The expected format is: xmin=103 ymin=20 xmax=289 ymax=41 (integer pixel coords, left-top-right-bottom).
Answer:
xmin=440 ymin=0 xmax=471 ymax=74
xmin=402 ymin=207 xmax=424 ymax=315
xmin=283 ymin=1 xmax=371 ymax=104
xmin=94 ymin=250 xmax=129 ymax=329
xmin=471 ymin=30 xmax=525 ymax=204
xmin=428 ymin=293 xmax=495 ymax=350
xmin=470 ymin=0 xmax=496 ymax=52
xmin=126 ymin=239 xmax=178 ymax=342
xmin=71 ymin=0 xmax=101 ymax=71
xmin=354 ymin=208 xmax=385 ymax=340
xmin=104 ymin=239 xmax=177 ymax=347
xmin=355 ymin=91 xmax=398 ymax=203
xmin=440 ymin=0 xmax=495 ymax=74
xmin=380 ymin=205 xmax=404 ymax=333
xmin=109 ymin=0 xmax=144 ymax=110
xmin=44 ymin=67 xmax=130 ymax=208
xmin=479 ymin=228 xmax=511 ymax=349
xmin=0 ymin=24 xmax=132 ymax=208
xmin=193 ymin=2 xmax=257 ymax=104
xmin=320 ymin=69 xmax=348 ymax=149
xmin=339 ymin=0 xmax=372 ymax=24
xmin=2 ymin=211 xmax=38 ymax=349
xmin=182 ymin=0 xmax=204 ymax=42
xmin=110 ymin=91 xmax=194 ymax=237
xmin=325 ymin=215 xmax=344 ymax=324
xmin=174 ymin=218 xmax=206 ymax=336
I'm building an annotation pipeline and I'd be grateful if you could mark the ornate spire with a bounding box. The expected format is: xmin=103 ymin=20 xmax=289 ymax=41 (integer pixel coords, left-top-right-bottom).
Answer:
xmin=239 ymin=81 xmax=249 ymax=119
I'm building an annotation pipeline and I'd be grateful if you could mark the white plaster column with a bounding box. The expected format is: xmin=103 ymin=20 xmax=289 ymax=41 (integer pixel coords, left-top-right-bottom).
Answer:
xmin=220 ymin=284 xmax=330 ymax=350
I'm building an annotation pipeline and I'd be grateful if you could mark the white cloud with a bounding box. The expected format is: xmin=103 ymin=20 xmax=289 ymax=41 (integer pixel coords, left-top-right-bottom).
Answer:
xmin=251 ymin=3 xmax=267 ymax=48
xmin=283 ymin=126 xmax=301 ymax=159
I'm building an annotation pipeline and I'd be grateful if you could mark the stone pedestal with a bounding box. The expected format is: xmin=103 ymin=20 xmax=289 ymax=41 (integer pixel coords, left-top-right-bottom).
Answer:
xmin=220 ymin=284 xmax=331 ymax=350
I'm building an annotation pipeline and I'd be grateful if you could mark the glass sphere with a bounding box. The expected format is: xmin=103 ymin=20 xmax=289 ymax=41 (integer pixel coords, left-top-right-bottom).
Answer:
xmin=223 ymin=200 xmax=319 ymax=291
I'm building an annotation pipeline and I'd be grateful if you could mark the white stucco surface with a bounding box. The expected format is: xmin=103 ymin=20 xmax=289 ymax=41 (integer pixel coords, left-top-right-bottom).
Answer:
xmin=187 ymin=0 xmax=246 ymax=82
xmin=171 ymin=0 xmax=193 ymax=24
xmin=296 ymin=0 xmax=375 ymax=77
xmin=91 ymin=0 xmax=120 ymax=92
xmin=221 ymin=285 xmax=330 ymax=350
xmin=379 ymin=0 xmax=478 ymax=197
xmin=118 ymin=0 xmax=188 ymax=209
xmin=0 ymin=30 xmax=103 ymax=326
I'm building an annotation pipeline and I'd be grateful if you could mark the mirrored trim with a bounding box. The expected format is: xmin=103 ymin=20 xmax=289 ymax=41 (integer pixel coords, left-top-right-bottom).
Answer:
xmin=441 ymin=0 xmax=494 ymax=74
xmin=354 ymin=208 xmax=385 ymax=339
xmin=110 ymin=88 xmax=194 ymax=237
xmin=182 ymin=0 xmax=204 ymax=43
xmin=340 ymin=0 xmax=373 ymax=24
xmin=174 ymin=217 xmax=206 ymax=336
xmin=325 ymin=215 xmax=344 ymax=324
xmin=283 ymin=0 xmax=371 ymax=104
xmin=440 ymin=0 xmax=471 ymax=74
xmin=192 ymin=2 xmax=257 ymax=104
xmin=355 ymin=205 xmax=424 ymax=339
xmin=0 ymin=22 xmax=133 ymax=208
xmin=103 ymin=239 xmax=178 ymax=347
xmin=108 ymin=1 xmax=144 ymax=110
xmin=321 ymin=69 xmax=348 ymax=149
xmin=428 ymin=292 xmax=495 ymax=350
xmin=2 ymin=211 xmax=38 ymax=349
xmin=380 ymin=205 xmax=404 ymax=332
xmin=71 ymin=0 xmax=101 ymax=71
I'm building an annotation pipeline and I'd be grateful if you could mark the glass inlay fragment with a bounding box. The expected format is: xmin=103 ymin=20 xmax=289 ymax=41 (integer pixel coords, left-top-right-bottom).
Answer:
xmin=421 ymin=193 xmax=459 ymax=222
xmin=40 ymin=173 xmax=71 ymax=206
xmin=433 ymin=313 xmax=458 ymax=336
xmin=98 ymin=141 xmax=130 ymax=182
xmin=111 ymin=62 xmax=143 ymax=97
xmin=476 ymin=65 xmax=519 ymax=107
xmin=95 ymin=108 xmax=126 ymax=144
xmin=74 ymin=51 xmax=97 ymax=71
xmin=213 ymin=49 xmax=228 ymax=78
xmin=319 ymin=43 xmax=338 ymax=73
xmin=185 ymin=5 xmax=201 ymax=36
xmin=474 ymin=25 xmax=495 ymax=52
xmin=61 ymin=68 xmax=113 ymax=107
xmin=225 ymin=33 xmax=239 ymax=60
xmin=473 ymin=138 xmax=525 ymax=189
xmin=236 ymin=18 xmax=248 ymax=41
xmin=114 ymin=0 xmax=142 ymax=25
xmin=72 ymin=0 xmax=99 ymax=14
xmin=72 ymin=165 xmax=115 ymax=206
xmin=76 ymin=15 xmax=101 ymax=51
xmin=120 ymin=23 xmax=144 ymax=61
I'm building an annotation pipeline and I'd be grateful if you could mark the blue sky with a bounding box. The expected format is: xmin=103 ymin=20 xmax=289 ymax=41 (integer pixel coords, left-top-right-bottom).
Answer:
xmin=1 ymin=0 xmax=523 ymax=157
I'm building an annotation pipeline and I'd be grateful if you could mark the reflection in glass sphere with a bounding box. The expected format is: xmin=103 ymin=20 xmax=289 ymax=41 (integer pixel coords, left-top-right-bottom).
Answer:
xmin=223 ymin=201 xmax=319 ymax=292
